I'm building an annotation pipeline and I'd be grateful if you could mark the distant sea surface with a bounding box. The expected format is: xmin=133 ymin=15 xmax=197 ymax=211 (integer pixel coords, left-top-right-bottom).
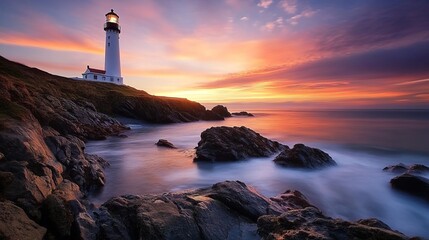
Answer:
xmin=87 ymin=109 xmax=429 ymax=237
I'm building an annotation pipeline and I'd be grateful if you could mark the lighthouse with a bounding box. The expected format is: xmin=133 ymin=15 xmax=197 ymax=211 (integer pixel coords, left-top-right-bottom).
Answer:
xmin=78 ymin=9 xmax=124 ymax=85
xmin=104 ymin=9 xmax=122 ymax=81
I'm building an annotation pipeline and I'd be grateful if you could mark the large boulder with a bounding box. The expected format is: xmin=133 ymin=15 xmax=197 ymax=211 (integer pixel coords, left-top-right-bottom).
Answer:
xmin=97 ymin=181 xmax=409 ymax=240
xmin=194 ymin=126 xmax=287 ymax=162
xmin=211 ymin=105 xmax=232 ymax=117
xmin=0 ymin=200 xmax=46 ymax=240
xmin=390 ymin=173 xmax=429 ymax=202
xmin=274 ymin=143 xmax=336 ymax=169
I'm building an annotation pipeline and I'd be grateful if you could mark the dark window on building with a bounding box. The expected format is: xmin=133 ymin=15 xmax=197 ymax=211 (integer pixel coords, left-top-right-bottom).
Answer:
xmin=108 ymin=43 xmax=110 ymax=47
xmin=117 ymin=79 xmax=120 ymax=82
xmin=84 ymin=75 xmax=87 ymax=79
xmin=102 ymin=76 xmax=105 ymax=80
xmin=110 ymin=77 xmax=114 ymax=82
xmin=108 ymin=36 xmax=110 ymax=39
xmin=94 ymin=75 xmax=98 ymax=80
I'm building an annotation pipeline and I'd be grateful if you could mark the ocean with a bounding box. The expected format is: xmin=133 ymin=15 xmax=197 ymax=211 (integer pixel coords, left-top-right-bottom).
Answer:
xmin=86 ymin=109 xmax=429 ymax=237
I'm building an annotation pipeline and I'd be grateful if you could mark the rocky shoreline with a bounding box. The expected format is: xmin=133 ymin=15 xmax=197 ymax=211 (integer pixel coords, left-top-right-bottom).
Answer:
xmin=0 ymin=56 xmax=424 ymax=239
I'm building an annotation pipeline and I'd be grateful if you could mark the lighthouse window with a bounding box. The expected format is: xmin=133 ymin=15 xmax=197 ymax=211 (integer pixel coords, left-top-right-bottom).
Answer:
xmin=94 ymin=75 xmax=98 ymax=80
xmin=108 ymin=43 xmax=110 ymax=47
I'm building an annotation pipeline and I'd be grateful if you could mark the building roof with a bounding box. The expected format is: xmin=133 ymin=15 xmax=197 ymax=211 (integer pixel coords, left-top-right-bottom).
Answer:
xmin=86 ymin=66 xmax=106 ymax=74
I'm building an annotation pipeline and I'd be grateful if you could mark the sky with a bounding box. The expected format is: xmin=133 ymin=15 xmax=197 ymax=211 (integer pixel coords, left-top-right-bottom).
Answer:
xmin=1 ymin=0 xmax=429 ymax=109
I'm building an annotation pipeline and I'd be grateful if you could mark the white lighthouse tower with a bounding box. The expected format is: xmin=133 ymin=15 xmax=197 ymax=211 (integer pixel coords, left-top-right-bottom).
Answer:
xmin=79 ymin=9 xmax=123 ymax=85
xmin=104 ymin=9 xmax=122 ymax=83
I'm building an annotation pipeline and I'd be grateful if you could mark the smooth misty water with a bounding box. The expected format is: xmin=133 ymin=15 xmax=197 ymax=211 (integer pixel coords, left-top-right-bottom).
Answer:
xmin=87 ymin=110 xmax=429 ymax=237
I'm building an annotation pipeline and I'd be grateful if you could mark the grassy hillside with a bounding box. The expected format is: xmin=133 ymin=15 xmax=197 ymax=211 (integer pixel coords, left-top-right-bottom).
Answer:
xmin=0 ymin=56 xmax=208 ymax=123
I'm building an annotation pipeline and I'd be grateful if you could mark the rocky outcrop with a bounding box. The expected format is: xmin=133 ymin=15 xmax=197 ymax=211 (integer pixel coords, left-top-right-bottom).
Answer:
xmin=232 ymin=111 xmax=254 ymax=117
xmin=257 ymin=207 xmax=407 ymax=240
xmin=383 ymin=163 xmax=429 ymax=174
xmin=211 ymin=105 xmax=232 ymax=117
xmin=194 ymin=126 xmax=287 ymax=162
xmin=390 ymin=174 xmax=429 ymax=202
xmin=274 ymin=143 xmax=336 ymax=169
xmin=42 ymin=180 xmax=98 ymax=240
xmin=0 ymin=200 xmax=47 ymax=240
xmin=156 ymin=139 xmax=177 ymax=149
xmin=97 ymin=181 xmax=408 ymax=240
xmin=45 ymin=135 xmax=109 ymax=191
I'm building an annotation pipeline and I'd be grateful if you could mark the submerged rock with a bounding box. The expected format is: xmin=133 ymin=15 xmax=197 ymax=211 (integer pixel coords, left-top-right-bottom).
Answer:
xmin=232 ymin=111 xmax=254 ymax=117
xmin=383 ymin=163 xmax=429 ymax=174
xmin=194 ymin=126 xmax=287 ymax=162
xmin=98 ymin=181 xmax=409 ymax=240
xmin=390 ymin=173 xmax=429 ymax=202
xmin=211 ymin=105 xmax=232 ymax=117
xmin=274 ymin=143 xmax=336 ymax=169
xmin=156 ymin=139 xmax=177 ymax=149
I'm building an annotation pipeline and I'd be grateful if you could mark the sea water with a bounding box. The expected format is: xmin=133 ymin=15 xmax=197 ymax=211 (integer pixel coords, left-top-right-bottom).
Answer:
xmin=86 ymin=110 xmax=429 ymax=237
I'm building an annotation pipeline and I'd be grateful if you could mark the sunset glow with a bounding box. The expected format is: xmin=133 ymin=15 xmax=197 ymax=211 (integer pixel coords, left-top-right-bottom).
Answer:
xmin=1 ymin=0 xmax=428 ymax=108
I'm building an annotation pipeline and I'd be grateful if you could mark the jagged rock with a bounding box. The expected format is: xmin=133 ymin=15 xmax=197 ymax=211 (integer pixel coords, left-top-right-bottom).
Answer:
xmin=0 ymin=200 xmax=46 ymax=240
xmin=194 ymin=126 xmax=287 ymax=162
xmin=257 ymin=207 xmax=407 ymax=240
xmin=383 ymin=163 xmax=429 ymax=175
xmin=99 ymin=181 xmax=408 ymax=240
xmin=390 ymin=173 xmax=429 ymax=201
xmin=42 ymin=180 xmax=98 ymax=240
xmin=200 ymin=110 xmax=224 ymax=121
xmin=232 ymin=111 xmax=254 ymax=117
xmin=45 ymin=135 xmax=109 ymax=191
xmin=156 ymin=139 xmax=177 ymax=149
xmin=274 ymin=143 xmax=336 ymax=169
xmin=356 ymin=218 xmax=392 ymax=230
xmin=211 ymin=105 xmax=232 ymax=117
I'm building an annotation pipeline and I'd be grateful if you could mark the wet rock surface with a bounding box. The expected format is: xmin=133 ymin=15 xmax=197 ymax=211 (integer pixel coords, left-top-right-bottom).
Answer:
xmin=390 ymin=173 xmax=429 ymax=202
xmin=194 ymin=126 xmax=287 ymax=162
xmin=98 ymin=181 xmax=409 ymax=240
xmin=274 ymin=143 xmax=336 ymax=169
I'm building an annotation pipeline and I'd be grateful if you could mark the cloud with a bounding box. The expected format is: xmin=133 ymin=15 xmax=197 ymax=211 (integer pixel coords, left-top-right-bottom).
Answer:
xmin=395 ymin=79 xmax=429 ymax=86
xmin=240 ymin=16 xmax=249 ymax=21
xmin=316 ymin=1 xmax=429 ymax=53
xmin=257 ymin=0 xmax=273 ymax=9
xmin=287 ymin=10 xmax=316 ymax=25
xmin=262 ymin=17 xmax=284 ymax=31
xmin=280 ymin=0 xmax=297 ymax=14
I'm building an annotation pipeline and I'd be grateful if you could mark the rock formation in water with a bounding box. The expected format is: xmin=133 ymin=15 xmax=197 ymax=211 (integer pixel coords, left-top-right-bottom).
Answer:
xmin=232 ymin=111 xmax=254 ymax=117
xmin=383 ymin=163 xmax=429 ymax=202
xmin=156 ymin=139 xmax=177 ymax=149
xmin=211 ymin=105 xmax=232 ymax=117
xmin=194 ymin=126 xmax=287 ymax=162
xmin=273 ymin=143 xmax=337 ymax=169
xmin=383 ymin=163 xmax=429 ymax=174
xmin=96 ymin=181 xmax=408 ymax=240
xmin=390 ymin=174 xmax=429 ymax=202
